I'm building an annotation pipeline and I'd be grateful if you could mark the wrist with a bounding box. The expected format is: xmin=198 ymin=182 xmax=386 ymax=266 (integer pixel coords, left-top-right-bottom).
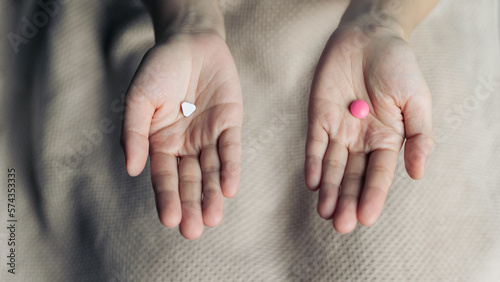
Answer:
xmin=144 ymin=0 xmax=225 ymax=43
xmin=339 ymin=0 xmax=410 ymax=40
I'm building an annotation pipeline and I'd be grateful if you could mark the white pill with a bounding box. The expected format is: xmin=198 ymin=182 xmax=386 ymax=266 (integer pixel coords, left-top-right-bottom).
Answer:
xmin=181 ymin=102 xmax=196 ymax=117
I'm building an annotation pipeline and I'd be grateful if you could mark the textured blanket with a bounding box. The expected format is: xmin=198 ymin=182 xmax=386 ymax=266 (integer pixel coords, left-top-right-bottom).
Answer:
xmin=1 ymin=0 xmax=499 ymax=281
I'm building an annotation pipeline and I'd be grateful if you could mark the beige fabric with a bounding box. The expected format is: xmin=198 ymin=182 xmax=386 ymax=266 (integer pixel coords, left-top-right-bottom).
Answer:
xmin=1 ymin=0 xmax=499 ymax=280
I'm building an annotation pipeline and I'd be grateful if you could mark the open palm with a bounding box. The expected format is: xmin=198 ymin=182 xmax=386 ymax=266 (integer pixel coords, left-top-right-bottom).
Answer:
xmin=305 ymin=25 xmax=434 ymax=233
xmin=121 ymin=33 xmax=243 ymax=239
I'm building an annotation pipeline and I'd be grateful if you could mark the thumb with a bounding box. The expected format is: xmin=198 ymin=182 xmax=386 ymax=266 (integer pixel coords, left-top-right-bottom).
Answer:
xmin=121 ymin=88 xmax=155 ymax=177
xmin=402 ymin=88 xmax=434 ymax=180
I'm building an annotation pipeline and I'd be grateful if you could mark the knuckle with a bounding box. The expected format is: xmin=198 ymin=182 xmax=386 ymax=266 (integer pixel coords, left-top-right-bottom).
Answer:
xmin=323 ymin=159 xmax=345 ymax=170
xmin=179 ymin=176 xmax=202 ymax=183
xmin=220 ymin=140 xmax=241 ymax=152
xmin=369 ymin=166 xmax=394 ymax=185
xmin=222 ymin=161 xmax=241 ymax=177
xmin=152 ymin=170 xmax=177 ymax=179
xmin=339 ymin=193 xmax=358 ymax=202
xmin=343 ymin=172 xmax=364 ymax=182
xmin=202 ymin=188 xmax=220 ymax=201
xmin=202 ymin=166 xmax=220 ymax=175
xmin=181 ymin=199 xmax=201 ymax=210
xmin=320 ymin=181 xmax=341 ymax=191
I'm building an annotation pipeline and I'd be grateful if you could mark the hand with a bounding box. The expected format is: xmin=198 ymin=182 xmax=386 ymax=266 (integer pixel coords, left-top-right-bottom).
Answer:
xmin=121 ymin=32 xmax=243 ymax=240
xmin=304 ymin=23 xmax=434 ymax=233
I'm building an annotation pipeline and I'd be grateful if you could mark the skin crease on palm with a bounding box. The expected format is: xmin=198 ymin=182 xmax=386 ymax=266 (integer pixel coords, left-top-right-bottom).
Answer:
xmin=304 ymin=24 xmax=434 ymax=234
xmin=121 ymin=33 xmax=243 ymax=240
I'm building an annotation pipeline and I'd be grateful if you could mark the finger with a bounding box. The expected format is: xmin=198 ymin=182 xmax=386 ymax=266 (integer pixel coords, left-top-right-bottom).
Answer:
xmin=357 ymin=149 xmax=398 ymax=226
xmin=200 ymin=145 xmax=224 ymax=227
xmin=218 ymin=126 xmax=241 ymax=198
xmin=317 ymin=140 xmax=348 ymax=219
xmin=150 ymin=151 xmax=181 ymax=228
xmin=178 ymin=156 xmax=204 ymax=240
xmin=402 ymin=89 xmax=434 ymax=180
xmin=121 ymin=90 xmax=155 ymax=176
xmin=305 ymin=122 xmax=329 ymax=191
xmin=333 ymin=152 xmax=367 ymax=234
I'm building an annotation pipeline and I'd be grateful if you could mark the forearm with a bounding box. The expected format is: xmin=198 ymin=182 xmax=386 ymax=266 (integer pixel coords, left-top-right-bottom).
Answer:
xmin=142 ymin=0 xmax=225 ymax=42
xmin=340 ymin=0 xmax=440 ymax=39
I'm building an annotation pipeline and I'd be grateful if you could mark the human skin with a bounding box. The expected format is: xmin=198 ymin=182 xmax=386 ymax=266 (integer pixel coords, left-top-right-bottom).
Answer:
xmin=121 ymin=0 xmax=243 ymax=240
xmin=305 ymin=0 xmax=440 ymax=234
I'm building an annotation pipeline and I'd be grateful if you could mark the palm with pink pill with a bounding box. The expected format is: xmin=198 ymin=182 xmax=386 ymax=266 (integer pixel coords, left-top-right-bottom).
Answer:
xmin=121 ymin=33 xmax=243 ymax=240
xmin=305 ymin=24 xmax=434 ymax=234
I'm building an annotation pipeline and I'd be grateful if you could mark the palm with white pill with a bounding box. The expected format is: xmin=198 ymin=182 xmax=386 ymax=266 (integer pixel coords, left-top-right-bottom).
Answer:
xmin=121 ymin=33 xmax=243 ymax=240
xmin=305 ymin=24 xmax=434 ymax=233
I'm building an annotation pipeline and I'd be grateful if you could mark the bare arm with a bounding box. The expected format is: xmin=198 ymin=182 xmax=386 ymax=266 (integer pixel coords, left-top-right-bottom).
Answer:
xmin=340 ymin=0 xmax=440 ymax=39
xmin=142 ymin=0 xmax=225 ymax=41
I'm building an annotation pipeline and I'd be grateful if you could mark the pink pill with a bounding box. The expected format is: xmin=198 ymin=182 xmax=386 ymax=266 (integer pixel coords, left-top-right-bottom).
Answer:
xmin=350 ymin=100 xmax=369 ymax=119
